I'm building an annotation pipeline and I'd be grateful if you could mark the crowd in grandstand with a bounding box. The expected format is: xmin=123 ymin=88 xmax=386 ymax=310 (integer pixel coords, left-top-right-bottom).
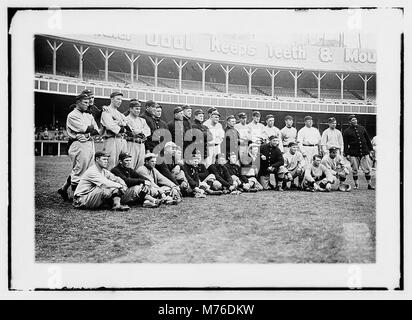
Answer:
xmin=56 ymin=89 xmax=376 ymax=211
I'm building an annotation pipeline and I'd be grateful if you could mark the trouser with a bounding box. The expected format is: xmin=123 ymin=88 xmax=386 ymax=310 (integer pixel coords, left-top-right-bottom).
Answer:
xmin=302 ymin=173 xmax=336 ymax=189
xmin=284 ymin=166 xmax=305 ymax=185
xmin=121 ymin=184 xmax=149 ymax=205
xmin=73 ymin=186 xmax=121 ymax=209
xmin=103 ymin=137 xmax=128 ymax=170
xmin=205 ymin=144 xmax=221 ymax=168
xmin=68 ymin=140 xmax=95 ymax=186
xmin=127 ymin=141 xmax=146 ymax=171
xmin=259 ymin=166 xmax=288 ymax=190
xmin=350 ymin=155 xmax=372 ymax=175
xmin=300 ymin=145 xmax=319 ymax=166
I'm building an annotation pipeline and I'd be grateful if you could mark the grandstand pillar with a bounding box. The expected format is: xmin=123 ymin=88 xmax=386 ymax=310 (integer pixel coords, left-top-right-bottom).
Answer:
xmin=289 ymin=70 xmax=303 ymax=98
xmin=125 ymin=53 xmax=140 ymax=84
xmin=312 ymin=72 xmax=326 ymax=98
xmin=46 ymin=40 xmax=63 ymax=75
xmin=73 ymin=45 xmax=89 ymax=80
xmin=196 ymin=62 xmax=211 ymax=92
xmin=335 ymin=73 xmax=350 ymax=99
xmin=359 ymin=74 xmax=373 ymax=101
xmin=99 ymin=48 xmax=115 ymax=82
xmin=243 ymin=67 xmax=257 ymax=95
xmin=266 ymin=69 xmax=280 ymax=98
xmin=220 ymin=65 xmax=235 ymax=94
xmin=149 ymin=56 xmax=164 ymax=87
xmin=173 ymin=59 xmax=188 ymax=92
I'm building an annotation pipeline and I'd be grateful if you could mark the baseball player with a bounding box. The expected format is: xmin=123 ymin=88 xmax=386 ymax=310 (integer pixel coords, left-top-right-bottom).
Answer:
xmin=239 ymin=143 xmax=264 ymax=191
xmin=321 ymin=147 xmax=351 ymax=191
xmin=208 ymin=153 xmax=239 ymax=194
xmin=282 ymin=142 xmax=305 ymax=190
xmin=258 ymin=135 xmax=287 ymax=191
xmin=225 ymin=152 xmax=258 ymax=192
xmin=191 ymin=109 xmax=211 ymax=161
xmin=343 ymin=114 xmax=375 ymax=190
xmin=125 ymin=99 xmax=151 ymax=170
xmin=280 ymin=115 xmax=297 ymax=154
xmin=224 ymin=115 xmax=240 ymax=159
xmin=247 ymin=111 xmax=265 ymax=144
xmin=73 ymin=151 xmax=130 ymax=211
xmin=234 ymin=112 xmax=252 ymax=165
xmin=140 ymin=100 xmax=168 ymax=153
xmin=302 ymin=154 xmax=335 ymax=192
xmin=203 ymin=110 xmax=225 ymax=168
xmin=64 ymin=92 xmax=101 ymax=193
xmin=262 ymin=114 xmax=284 ymax=153
xmin=297 ymin=115 xmax=321 ymax=166
xmin=100 ymin=91 xmax=129 ymax=170
xmin=321 ymin=117 xmax=344 ymax=155
xmin=111 ymin=152 xmax=161 ymax=208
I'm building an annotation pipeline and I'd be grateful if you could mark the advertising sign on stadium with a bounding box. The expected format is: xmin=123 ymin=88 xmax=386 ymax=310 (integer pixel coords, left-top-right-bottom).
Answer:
xmin=59 ymin=33 xmax=376 ymax=73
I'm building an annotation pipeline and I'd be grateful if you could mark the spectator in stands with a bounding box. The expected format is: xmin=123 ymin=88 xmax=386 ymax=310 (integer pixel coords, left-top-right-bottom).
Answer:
xmin=203 ymin=110 xmax=225 ymax=168
xmin=280 ymin=115 xmax=297 ymax=154
xmin=141 ymin=100 xmax=168 ymax=153
xmin=224 ymin=115 xmax=240 ymax=159
xmin=262 ymin=114 xmax=284 ymax=153
xmin=40 ymin=127 xmax=50 ymax=140
xmin=191 ymin=109 xmax=211 ymax=161
xmin=297 ymin=115 xmax=321 ymax=166
xmin=234 ymin=112 xmax=251 ymax=165
xmin=321 ymin=117 xmax=344 ymax=156
xmin=247 ymin=111 xmax=265 ymax=144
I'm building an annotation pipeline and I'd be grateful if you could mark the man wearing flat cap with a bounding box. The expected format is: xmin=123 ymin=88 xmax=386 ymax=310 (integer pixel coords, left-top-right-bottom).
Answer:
xmin=73 ymin=151 xmax=130 ymax=211
xmin=247 ymin=111 xmax=265 ymax=144
xmin=100 ymin=91 xmax=130 ymax=170
xmin=297 ymin=115 xmax=321 ymax=166
xmin=168 ymin=106 xmax=188 ymax=153
xmin=125 ymin=99 xmax=151 ymax=170
xmin=343 ymin=114 xmax=375 ymax=190
xmin=203 ymin=110 xmax=225 ymax=167
xmin=234 ymin=112 xmax=252 ymax=164
xmin=224 ymin=115 xmax=240 ymax=159
xmin=321 ymin=117 xmax=344 ymax=155
xmin=182 ymin=105 xmax=193 ymax=133
xmin=140 ymin=100 xmax=165 ymax=153
xmin=63 ymin=93 xmax=101 ymax=194
xmin=280 ymin=115 xmax=297 ymax=154
xmin=262 ymin=114 xmax=284 ymax=153
xmin=191 ymin=109 xmax=211 ymax=161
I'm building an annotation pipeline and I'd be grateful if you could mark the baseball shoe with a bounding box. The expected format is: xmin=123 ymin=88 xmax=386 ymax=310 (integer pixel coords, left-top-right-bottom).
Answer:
xmin=206 ymin=189 xmax=223 ymax=195
xmin=112 ymin=204 xmax=130 ymax=211
xmin=325 ymin=183 xmax=332 ymax=192
xmin=194 ymin=192 xmax=206 ymax=198
xmin=57 ymin=188 xmax=69 ymax=202
xmin=142 ymin=200 xmax=160 ymax=208
xmin=274 ymin=186 xmax=284 ymax=192
xmin=368 ymin=184 xmax=375 ymax=190
xmin=353 ymin=183 xmax=359 ymax=190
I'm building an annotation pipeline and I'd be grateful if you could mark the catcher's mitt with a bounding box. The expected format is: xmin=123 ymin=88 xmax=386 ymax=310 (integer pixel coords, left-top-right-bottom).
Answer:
xmin=338 ymin=183 xmax=352 ymax=192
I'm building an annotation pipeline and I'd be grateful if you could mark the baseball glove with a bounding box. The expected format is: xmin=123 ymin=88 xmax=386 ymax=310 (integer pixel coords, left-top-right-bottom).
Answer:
xmin=338 ymin=183 xmax=352 ymax=192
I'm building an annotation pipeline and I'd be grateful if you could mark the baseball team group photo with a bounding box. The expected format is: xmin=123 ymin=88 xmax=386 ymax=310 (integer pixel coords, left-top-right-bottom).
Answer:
xmin=34 ymin=32 xmax=377 ymax=264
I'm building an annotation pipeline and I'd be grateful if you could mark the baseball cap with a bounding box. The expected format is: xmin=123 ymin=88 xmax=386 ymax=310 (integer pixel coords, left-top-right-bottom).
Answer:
xmin=226 ymin=115 xmax=236 ymax=122
xmin=238 ymin=112 xmax=247 ymax=119
xmin=207 ymin=107 xmax=217 ymax=114
xmin=284 ymin=115 xmax=293 ymax=121
xmin=119 ymin=152 xmax=132 ymax=161
xmin=95 ymin=151 xmax=109 ymax=159
xmin=174 ymin=106 xmax=183 ymax=114
xmin=76 ymin=93 xmax=89 ymax=101
xmin=182 ymin=105 xmax=192 ymax=110
xmin=304 ymin=115 xmax=313 ymax=121
xmin=348 ymin=114 xmax=357 ymax=121
xmin=265 ymin=114 xmax=275 ymax=121
xmin=145 ymin=100 xmax=157 ymax=109
xmin=144 ymin=153 xmax=157 ymax=161
xmin=288 ymin=142 xmax=298 ymax=147
xmin=81 ymin=89 xmax=93 ymax=97
xmin=252 ymin=111 xmax=261 ymax=117
xmin=329 ymin=147 xmax=339 ymax=152
xmin=194 ymin=109 xmax=204 ymax=116
xmin=328 ymin=117 xmax=337 ymax=123
xmin=129 ymin=99 xmax=141 ymax=107
xmin=211 ymin=110 xmax=220 ymax=117
xmin=110 ymin=91 xmax=123 ymax=99
xmin=268 ymin=135 xmax=279 ymax=140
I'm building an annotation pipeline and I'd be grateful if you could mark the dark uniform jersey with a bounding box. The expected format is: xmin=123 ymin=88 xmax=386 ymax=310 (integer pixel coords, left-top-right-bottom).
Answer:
xmin=342 ymin=125 xmax=373 ymax=157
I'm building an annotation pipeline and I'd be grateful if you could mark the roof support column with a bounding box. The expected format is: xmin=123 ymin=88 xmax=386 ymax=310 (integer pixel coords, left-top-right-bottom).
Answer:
xmin=289 ymin=70 xmax=303 ymax=98
xmin=73 ymin=44 xmax=89 ymax=80
xmin=46 ymin=40 xmax=63 ymax=75
xmin=99 ymin=48 xmax=115 ymax=82
xmin=266 ymin=69 xmax=280 ymax=98
xmin=220 ymin=65 xmax=234 ymax=94
xmin=196 ymin=62 xmax=211 ymax=92
xmin=359 ymin=74 xmax=373 ymax=101
xmin=125 ymin=53 xmax=140 ymax=84
xmin=335 ymin=73 xmax=350 ymax=99
xmin=173 ymin=59 xmax=188 ymax=92
xmin=243 ymin=67 xmax=257 ymax=95
xmin=149 ymin=56 xmax=164 ymax=88
xmin=312 ymin=72 xmax=326 ymax=99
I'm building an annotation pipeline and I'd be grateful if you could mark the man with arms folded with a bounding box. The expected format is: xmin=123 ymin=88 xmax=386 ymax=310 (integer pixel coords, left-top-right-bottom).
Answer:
xmin=73 ymin=151 xmax=130 ymax=211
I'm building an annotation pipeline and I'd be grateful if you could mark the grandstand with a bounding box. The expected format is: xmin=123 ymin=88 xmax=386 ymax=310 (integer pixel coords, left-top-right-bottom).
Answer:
xmin=34 ymin=33 xmax=376 ymax=140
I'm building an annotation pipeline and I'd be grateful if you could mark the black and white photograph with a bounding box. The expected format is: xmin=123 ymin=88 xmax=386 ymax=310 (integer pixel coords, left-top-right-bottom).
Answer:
xmin=4 ymin=3 xmax=407 ymax=295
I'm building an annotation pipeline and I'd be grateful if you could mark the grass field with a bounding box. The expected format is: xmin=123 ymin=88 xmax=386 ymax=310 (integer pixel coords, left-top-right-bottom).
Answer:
xmin=35 ymin=156 xmax=376 ymax=263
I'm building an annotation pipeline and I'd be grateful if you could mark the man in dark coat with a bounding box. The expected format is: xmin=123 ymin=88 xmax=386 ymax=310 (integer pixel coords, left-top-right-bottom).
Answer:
xmin=191 ymin=109 xmax=212 ymax=161
xmin=343 ymin=114 xmax=375 ymax=190
xmin=224 ymin=115 xmax=240 ymax=159
xmin=141 ymin=101 xmax=168 ymax=153
xmin=207 ymin=153 xmax=237 ymax=194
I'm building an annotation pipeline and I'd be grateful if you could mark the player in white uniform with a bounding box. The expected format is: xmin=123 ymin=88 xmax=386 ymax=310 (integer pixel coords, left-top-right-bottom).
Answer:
xmin=280 ymin=115 xmax=297 ymax=154
xmin=282 ymin=142 xmax=305 ymax=189
xmin=297 ymin=115 xmax=321 ymax=166
xmin=203 ymin=110 xmax=225 ymax=168
xmin=247 ymin=111 xmax=265 ymax=144
xmin=321 ymin=117 xmax=344 ymax=155
xmin=321 ymin=147 xmax=351 ymax=191
xmin=234 ymin=112 xmax=251 ymax=165
xmin=262 ymin=114 xmax=284 ymax=153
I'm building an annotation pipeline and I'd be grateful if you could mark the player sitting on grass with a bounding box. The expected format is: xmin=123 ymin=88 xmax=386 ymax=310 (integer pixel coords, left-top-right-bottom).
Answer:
xmin=225 ymin=152 xmax=258 ymax=192
xmin=282 ymin=142 xmax=305 ymax=190
xmin=182 ymin=152 xmax=223 ymax=197
xmin=111 ymin=152 xmax=161 ymax=208
xmin=302 ymin=154 xmax=335 ymax=192
xmin=321 ymin=147 xmax=351 ymax=191
xmin=136 ymin=153 xmax=182 ymax=205
xmin=208 ymin=153 xmax=240 ymax=194
xmin=240 ymin=143 xmax=264 ymax=191
xmin=72 ymin=151 xmax=130 ymax=211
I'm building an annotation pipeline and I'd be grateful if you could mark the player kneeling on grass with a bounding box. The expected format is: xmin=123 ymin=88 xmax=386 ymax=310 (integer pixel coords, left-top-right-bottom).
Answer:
xmin=240 ymin=143 xmax=264 ymax=191
xmin=111 ymin=152 xmax=161 ymax=208
xmin=73 ymin=151 xmax=130 ymax=211
xmin=136 ymin=153 xmax=182 ymax=205
xmin=182 ymin=152 xmax=223 ymax=197
xmin=302 ymin=154 xmax=335 ymax=192
xmin=282 ymin=142 xmax=305 ymax=190
xmin=208 ymin=153 xmax=240 ymax=194
xmin=321 ymin=147 xmax=352 ymax=191
xmin=259 ymin=135 xmax=287 ymax=191
xmin=225 ymin=152 xmax=258 ymax=192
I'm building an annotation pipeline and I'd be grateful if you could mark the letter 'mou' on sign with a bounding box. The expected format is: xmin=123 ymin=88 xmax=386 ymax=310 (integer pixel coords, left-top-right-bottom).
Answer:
xmin=344 ymin=48 xmax=377 ymax=63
